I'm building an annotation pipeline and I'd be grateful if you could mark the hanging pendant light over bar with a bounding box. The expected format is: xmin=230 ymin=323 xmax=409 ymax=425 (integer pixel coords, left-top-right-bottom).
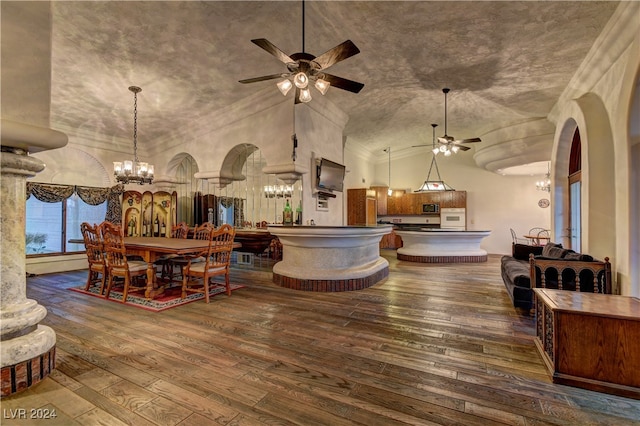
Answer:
xmin=113 ymin=86 xmax=154 ymax=185
xmin=416 ymin=124 xmax=455 ymax=192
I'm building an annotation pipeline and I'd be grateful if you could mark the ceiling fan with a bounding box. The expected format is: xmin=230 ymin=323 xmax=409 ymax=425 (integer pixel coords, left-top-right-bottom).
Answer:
xmin=238 ymin=1 xmax=364 ymax=103
xmin=435 ymin=88 xmax=481 ymax=154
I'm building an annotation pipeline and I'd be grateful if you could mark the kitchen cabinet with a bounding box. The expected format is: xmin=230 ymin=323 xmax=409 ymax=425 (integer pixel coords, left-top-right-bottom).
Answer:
xmin=370 ymin=186 xmax=388 ymax=216
xmin=347 ymin=189 xmax=377 ymax=225
xmin=379 ymin=230 xmax=403 ymax=249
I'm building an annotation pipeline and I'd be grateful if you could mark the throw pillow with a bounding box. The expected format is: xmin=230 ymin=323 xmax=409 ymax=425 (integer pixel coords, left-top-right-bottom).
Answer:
xmin=542 ymin=244 xmax=568 ymax=259
xmin=542 ymin=242 xmax=563 ymax=258
xmin=564 ymin=250 xmax=594 ymax=262
xmin=512 ymin=243 xmax=543 ymax=261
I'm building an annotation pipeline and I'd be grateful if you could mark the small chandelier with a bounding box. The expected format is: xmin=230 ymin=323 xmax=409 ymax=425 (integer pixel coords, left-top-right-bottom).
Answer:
xmin=536 ymin=162 xmax=551 ymax=192
xmin=113 ymin=86 xmax=154 ymax=185
xmin=264 ymin=184 xmax=293 ymax=198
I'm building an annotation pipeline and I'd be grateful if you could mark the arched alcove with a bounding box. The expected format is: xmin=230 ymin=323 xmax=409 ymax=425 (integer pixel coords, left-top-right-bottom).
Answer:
xmin=553 ymin=94 xmax=616 ymax=265
xmin=165 ymin=153 xmax=199 ymax=226
xmin=29 ymin=147 xmax=110 ymax=186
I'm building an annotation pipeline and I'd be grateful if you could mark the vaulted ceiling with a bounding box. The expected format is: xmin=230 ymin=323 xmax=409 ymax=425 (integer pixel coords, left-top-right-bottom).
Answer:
xmin=2 ymin=1 xmax=620 ymax=174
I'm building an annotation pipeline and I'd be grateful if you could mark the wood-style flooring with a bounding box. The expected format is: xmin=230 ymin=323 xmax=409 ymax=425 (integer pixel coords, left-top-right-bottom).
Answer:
xmin=2 ymin=252 xmax=639 ymax=425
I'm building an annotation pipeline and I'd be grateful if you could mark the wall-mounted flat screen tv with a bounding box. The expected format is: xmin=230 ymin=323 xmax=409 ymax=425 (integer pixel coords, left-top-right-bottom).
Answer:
xmin=317 ymin=158 xmax=346 ymax=192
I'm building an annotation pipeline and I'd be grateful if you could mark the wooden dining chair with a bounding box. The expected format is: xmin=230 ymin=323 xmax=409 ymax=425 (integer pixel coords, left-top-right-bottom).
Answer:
xmin=157 ymin=222 xmax=190 ymax=283
xmin=102 ymin=221 xmax=148 ymax=303
xmin=80 ymin=222 xmax=107 ymax=294
xmin=528 ymin=227 xmax=549 ymax=245
xmin=510 ymin=228 xmax=530 ymax=245
xmin=181 ymin=224 xmax=236 ymax=303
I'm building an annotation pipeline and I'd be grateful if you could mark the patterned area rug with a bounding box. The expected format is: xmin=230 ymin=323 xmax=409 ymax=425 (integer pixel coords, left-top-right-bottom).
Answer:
xmin=69 ymin=281 xmax=245 ymax=312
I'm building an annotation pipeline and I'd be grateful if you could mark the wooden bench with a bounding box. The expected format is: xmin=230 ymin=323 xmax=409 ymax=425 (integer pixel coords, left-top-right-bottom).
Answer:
xmin=529 ymin=254 xmax=612 ymax=295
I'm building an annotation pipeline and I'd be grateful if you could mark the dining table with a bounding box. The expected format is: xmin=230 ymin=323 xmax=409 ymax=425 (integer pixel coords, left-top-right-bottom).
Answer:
xmin=124 ymin=237 xmax=240 ymax=299
xmin=523 ymin=234 xmax=551 ymax=246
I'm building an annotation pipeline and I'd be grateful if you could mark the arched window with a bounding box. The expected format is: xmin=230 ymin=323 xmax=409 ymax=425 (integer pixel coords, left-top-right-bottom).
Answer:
xmin=568 ymin=128 xmax=582 ymax=250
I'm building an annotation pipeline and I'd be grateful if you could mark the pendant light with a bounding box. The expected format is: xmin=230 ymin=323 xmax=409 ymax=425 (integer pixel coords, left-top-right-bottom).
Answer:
xmin=113 ymin=86 xmax=154 ymax=185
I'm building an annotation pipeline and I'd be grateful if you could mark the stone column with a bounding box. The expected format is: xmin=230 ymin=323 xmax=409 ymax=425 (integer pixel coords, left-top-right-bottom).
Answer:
xmin=0 ymin=148 xmax=56 ymax=397
xmin=1 ymin=121 xmax=67 ymax=397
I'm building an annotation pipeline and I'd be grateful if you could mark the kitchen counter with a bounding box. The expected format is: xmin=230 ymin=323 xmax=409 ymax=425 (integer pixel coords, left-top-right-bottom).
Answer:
xmin=267 ymin=225 xmax=392 ymax=291
xmin=395 ymin=229 xmax=491 ymax=263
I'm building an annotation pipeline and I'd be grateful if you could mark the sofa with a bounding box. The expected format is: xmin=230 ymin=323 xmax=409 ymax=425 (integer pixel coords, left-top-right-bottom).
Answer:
xmin=501 ymin=242 xmax=612 ymax=310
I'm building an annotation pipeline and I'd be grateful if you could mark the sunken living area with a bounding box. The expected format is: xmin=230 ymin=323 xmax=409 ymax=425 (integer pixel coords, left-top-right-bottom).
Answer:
xmin=3 ymin=254 xmax=638 ymax=425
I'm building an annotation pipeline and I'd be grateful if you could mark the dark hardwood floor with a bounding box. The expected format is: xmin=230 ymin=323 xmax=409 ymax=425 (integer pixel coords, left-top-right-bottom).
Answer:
xmin=3 ymin=251 xmax=639 ymax=425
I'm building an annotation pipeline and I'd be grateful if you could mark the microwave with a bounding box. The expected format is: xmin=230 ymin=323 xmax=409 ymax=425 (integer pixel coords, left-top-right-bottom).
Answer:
xmin=422 ymin=203 xmax=440 ymax=214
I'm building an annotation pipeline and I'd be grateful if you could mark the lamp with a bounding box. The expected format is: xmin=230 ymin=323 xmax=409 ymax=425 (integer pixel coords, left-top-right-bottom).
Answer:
xmin=536 ymin=162 xmax=551 ymax=192
xmin=113 ymin=86 xmax=154 ymax=185
xmin=415 ymin=124 xmax=455 ymax=192
xmin=384 ymin=147 xmax=393 ymax=196
xmin=277 ymin=79 xmax=293 ymax=96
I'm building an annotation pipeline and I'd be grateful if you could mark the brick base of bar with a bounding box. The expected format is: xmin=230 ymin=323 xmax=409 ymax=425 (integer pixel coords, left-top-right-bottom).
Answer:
xmin=398 ymin=254 xmax=488 ymax=263
xmin=273 ymin=267 xmax=389 ymax=291
xmin=1 ymin=346 xmax=56 ymax=398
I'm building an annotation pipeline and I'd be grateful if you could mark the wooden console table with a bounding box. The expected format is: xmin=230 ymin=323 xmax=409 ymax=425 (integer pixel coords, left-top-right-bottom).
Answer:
xmin=533 ymin=288 xmax=640 ymax=399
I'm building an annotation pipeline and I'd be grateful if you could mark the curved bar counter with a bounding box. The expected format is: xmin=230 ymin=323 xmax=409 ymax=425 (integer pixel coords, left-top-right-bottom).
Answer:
xmin=267 ymin=225 xmax=393 ymax=291
xmin=395 ymin=229 xmax=492 ymax=263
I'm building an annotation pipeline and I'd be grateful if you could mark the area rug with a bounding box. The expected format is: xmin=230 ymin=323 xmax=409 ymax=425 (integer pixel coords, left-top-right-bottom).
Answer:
xmin=69 ymin=281 xmax=245 ymax=312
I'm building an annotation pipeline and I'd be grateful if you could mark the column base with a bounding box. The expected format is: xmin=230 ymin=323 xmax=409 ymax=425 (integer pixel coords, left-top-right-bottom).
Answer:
xmin=1 ymin=345 xmax=56 ymax=398
xmin=273 ymin=266 xmax=389 ymax=291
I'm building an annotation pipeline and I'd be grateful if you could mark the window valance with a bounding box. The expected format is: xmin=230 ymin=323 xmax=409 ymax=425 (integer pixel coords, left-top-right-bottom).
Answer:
xmin=26 ymin=183 xmax=125 ymax=223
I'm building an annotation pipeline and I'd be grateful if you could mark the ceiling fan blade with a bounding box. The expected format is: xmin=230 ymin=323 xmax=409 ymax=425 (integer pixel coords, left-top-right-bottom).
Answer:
xmin=437 ymin=136 xmax=452 ymax=144
xmin=460 ymin=137 xmax=482 ymax=143
xmin=322 ymin=73 xmax=364 ymax=93
xmin=456 ymin=145 xmax=472 ymax=151
xmin=251 ymin=38 xmax=294 ymax=64
xmin=294 ymin=87 xmax=301 ymax=104
xmin=239 ymin=73 xmax=285 ymax=84
xmin=411 ymin=144 xmax=429 ymax=148
xmin=314 ymin=40 xmax=360 ymax=69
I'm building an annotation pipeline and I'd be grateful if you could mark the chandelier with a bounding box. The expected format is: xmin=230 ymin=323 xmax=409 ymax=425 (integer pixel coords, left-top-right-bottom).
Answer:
xmin=536 ymin=162 xmax=551 ymax=192
xmin=113 ymin=86 xmax=154 ymax=185
xmin=416 ymin=124 xmax=455 ymax=192
xmin=264 ymin=184 xmax=293 ymax=198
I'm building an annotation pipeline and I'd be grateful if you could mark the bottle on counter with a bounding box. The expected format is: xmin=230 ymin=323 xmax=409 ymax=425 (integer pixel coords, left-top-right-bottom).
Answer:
xmin=283 ymin=199 xmax=293 ymax=226
xmin=160 ymin=218 xmax=166 ymax=237
xmin=153 ymin=214 xmax=160 ymax=237
xmin=295 ymin=201 xmax=302 ymax=225
xmin=128 ymin=218 xmax=135 ymax=236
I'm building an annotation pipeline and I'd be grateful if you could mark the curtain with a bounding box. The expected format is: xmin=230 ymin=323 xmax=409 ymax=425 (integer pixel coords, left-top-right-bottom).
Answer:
xmin=26 ymin=182 xmax=123 ymax=223
xmin=26 ymin=183 xmax=75 ymax=202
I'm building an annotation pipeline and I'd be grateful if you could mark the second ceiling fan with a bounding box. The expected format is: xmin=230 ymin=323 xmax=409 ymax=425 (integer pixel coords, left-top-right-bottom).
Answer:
xmin=435 ymin=88 xmax=482 ymax=155
xmin=239 ymin=1 xmax=364 ymax=104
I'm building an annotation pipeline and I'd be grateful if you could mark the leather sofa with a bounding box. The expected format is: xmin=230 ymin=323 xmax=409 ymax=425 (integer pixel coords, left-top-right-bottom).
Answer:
xmin=501 ymin=242 xmax=612 ymax=310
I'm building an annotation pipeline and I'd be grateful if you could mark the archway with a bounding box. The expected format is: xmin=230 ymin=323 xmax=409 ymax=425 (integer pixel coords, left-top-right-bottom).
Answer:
xmin=553 ymin=93 xmax=616 ymax=262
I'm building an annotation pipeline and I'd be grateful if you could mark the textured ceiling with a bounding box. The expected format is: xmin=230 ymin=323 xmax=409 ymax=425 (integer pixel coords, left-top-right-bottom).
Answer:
xmin=10 ymin=2 xmax=622 ymax=165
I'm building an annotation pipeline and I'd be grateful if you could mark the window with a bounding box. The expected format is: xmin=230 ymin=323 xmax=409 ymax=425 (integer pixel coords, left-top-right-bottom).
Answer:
xmin=26 ymin=196 xmax=107 ymax=255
